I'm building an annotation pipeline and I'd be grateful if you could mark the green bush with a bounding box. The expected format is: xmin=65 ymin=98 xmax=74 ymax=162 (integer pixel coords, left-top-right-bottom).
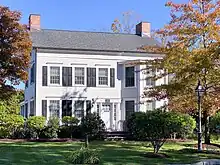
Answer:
xmin=0 ymin=114 xmax=24 ymax=138
xmin=39 ymin=117 xmax=59 ymax=138
xmin=58 ymin=125 xmax=82 ymax=139
xmin=210 ymin=112 xmax=220 ymax=135
xmin=62 ymin=116 xmax=79 ymax=126
xmin=26 ymin=116 xmax=46 ymax=139
xmin=81 ymin=113 xmax=105 ymax=140
xmin=127 ymin=110 xmax=196 ymax=153
xmin=66 ymin=147 xmax=100 ymax=164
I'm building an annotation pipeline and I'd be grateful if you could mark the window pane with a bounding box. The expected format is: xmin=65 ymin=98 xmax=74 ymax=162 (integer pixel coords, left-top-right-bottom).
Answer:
xmin=49 ymin=100 xmax=60 ymax=118
xmin=125 ymin=66 xmax=135 ymax=87
xmin=75 ymin=67 xmax=85 ymax=85
xmin=74 ymin=101 xmax=84 ymax=118
xmin=98 ymin=68 xmax=108 ymax=85
xmin=50 ymin=67 xmax=60 ymax=84
xmin=125 ymin=100 xmax=135 ymax=120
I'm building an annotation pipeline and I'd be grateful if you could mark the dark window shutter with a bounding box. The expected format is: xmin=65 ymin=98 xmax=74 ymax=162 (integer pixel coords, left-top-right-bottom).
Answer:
xmin=87 ymin=68 xmax=96 ymax=87
xmin=30 ymin=63 xmax=35 ymax=83
xmin=62 ymin=67 xmax=67 ymax=86
xmin=30 ymin=100 xmax=35 ymax=116
xmin=68 ymin=67 xmax=72 ymax=86
xmin=62 ymin=67 xmax=72 ymax=86
xmin=42 ymin=66 xmax=48 ymax=86
xmin=86 ymin=100 xmax=92 ymax=114
xmin=25 ymin=103 xmax=28 ymax=118
xmin=42 ymin=100 xmax=47 ymax=118
xmin=110 ymin=68 xmax=115 ymax=87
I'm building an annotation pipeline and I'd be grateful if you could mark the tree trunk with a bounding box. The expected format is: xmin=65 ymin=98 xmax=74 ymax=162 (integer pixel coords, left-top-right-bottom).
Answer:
xmin=85 ymin=134 xmax=89 ymax=148
xmin=204 ymin=114 xmax=210 ymax=144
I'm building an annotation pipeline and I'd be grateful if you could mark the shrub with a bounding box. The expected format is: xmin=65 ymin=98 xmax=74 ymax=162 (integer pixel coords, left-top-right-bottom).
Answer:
xmin=26 ymin=116 xmax=46 ymax=139
xmin=62 ymin=116 xmax=79 ymax=126
xmin=127 ymin=110 xmax=196 ymax=153
xmin=210 ymin=112 xmax=220 ymax=135
xmin=39 ymin=117 xmax=59 ymax=138
xmin=81 ymin=113 xmax=105 ymax=140
xmin=58 ymin=125 xmax=82 ymax=139
xmin=0 ymin=114 xmax=24 ymax=138
xmin=61 ymin=116 xmax=80 ymax=139
xmin=66 ymin=147 xmax=100 ymax=164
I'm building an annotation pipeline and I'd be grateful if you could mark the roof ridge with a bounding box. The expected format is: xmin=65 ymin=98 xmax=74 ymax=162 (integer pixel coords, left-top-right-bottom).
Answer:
xmin=41 ymin=28 xmax=141 ymax=36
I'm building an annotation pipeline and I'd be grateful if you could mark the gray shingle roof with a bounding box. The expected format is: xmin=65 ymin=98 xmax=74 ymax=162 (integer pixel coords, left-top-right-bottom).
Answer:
xmin=31 ymin=29 xmax=160 ymax=52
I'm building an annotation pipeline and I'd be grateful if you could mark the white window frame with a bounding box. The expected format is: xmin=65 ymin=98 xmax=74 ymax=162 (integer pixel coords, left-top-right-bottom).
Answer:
xmin=73 ymin=100 xmax=85 ymax=119
xmin=96 ymin=67 xmax=110 ymax=87
xmin=124 ymin=65 xmax=136 ymax=88
xmin=49 ymin=99 xmax=61 ymax=119
xmin=49 ymin=66 xmax=62 ymax=86
xmin=74 ymin=66 xmax=86 ymax=86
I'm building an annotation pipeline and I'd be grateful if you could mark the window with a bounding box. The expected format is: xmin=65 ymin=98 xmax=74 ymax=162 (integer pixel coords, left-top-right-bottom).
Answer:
xmin=98 ymin=68 xmax=108 ymax=85
xmin=30 ymin=63 xmax=35 ymax=84
xmin=49 ymin=100 xmax=60 ymax=118
xmin=20 ymin=105 xmax=25 ymax=117
xmin=50 ymin=67 xmax=60 ymax=84
xmin=146 ymin=68 xmax=155 ymax=86
xmin=25 ymin=103 xmax=28 ymax=118
xmin=146 ymin=101 xmax=155 ymax=111
xmin=30 ymin=100 xmax=35 ymax=116
xmin=74 ymin=101 xmax=84 ymax=118
xmin=114 ymin=104 xmax=117 ymax=121
xmin=125 ymin=66 xmax=135 ymax=87
xmin=75 ymin=67 xmax=85 ymax=85
xmin=125 ymin=100 xmax=135 ymax=120
xmin=62 ymin=100 xmax=72 ymax=117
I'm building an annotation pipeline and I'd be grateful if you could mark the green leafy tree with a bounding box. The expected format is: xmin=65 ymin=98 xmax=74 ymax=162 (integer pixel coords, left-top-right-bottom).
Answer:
xmin=127 ymin=110 xmax=196 ymax=153
xmin=210 ymin=112 xmax=220 ymax=136
xmin=0 ymin=6 xmax=32 ymax=100
xmin=0 ymin=91 xmax=25 ymax=138
xmin=142 ymin=0 xmax=220 ymax=144
xmin=26 ymin=116 xmax=46 ymax=139
xmin=81 ymin=113 xmax=105 ymax=144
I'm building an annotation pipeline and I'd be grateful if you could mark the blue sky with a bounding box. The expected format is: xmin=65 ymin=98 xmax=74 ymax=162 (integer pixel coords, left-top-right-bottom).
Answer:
xmin=1 ymin=0 xmax=177 ymax=31
xmin=1 ymin=0 xmax=185 ymax=89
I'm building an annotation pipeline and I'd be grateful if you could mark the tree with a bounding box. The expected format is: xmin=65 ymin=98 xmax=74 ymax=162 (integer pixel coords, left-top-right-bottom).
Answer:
xmin=210 ymin=112 xmax=220 ymax=136
xmin=111 ymin=11 xmax=140 ymax=34
xmin=0 ymin=6 xmax=32 ymax=100
xmin=142 ymin=0 xmax=220 ymax=144
xmin=81 ymin=113 xmax=105 ymax=144
xmin=0 ymin=91 xmax=25 ymax=138
xmin=127 ymin=110 xmax=196 ymax=153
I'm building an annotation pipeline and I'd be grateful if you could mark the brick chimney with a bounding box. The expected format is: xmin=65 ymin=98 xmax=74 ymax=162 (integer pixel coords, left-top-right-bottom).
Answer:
xmin=29 ymin=14 xmax=41 ymax=31
xmin=136 ymin=22 xmax=151 ymax=37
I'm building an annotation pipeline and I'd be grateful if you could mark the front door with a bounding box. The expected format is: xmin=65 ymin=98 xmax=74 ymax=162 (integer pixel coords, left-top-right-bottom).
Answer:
xmin=101 ymin=104 xmax=112 ymax=131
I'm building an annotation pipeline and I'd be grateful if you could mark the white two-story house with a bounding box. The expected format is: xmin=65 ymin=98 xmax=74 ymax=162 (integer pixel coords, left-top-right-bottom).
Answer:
xmin=20 ymin=14 xmax=167 ymax=131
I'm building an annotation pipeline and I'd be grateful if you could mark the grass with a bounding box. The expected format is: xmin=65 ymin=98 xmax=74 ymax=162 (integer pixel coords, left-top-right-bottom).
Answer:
xmin=0 ymin=140 xmax=219 ymax=165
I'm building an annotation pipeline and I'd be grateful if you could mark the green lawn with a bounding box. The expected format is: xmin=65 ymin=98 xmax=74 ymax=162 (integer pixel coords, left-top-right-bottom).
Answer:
xmin=0 ymin=140 xmax=219 ymax=165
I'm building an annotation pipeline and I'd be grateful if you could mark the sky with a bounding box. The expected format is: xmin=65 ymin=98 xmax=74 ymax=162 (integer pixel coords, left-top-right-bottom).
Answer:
xmin=0 ymin=0 xmax=184 ymax=89
xmin=0 ymin=0 xmax=177 ymax=31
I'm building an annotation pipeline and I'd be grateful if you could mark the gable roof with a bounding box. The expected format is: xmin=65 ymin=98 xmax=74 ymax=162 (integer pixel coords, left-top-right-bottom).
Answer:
xmin=31 ymin=29 xmax=160 ymax=52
